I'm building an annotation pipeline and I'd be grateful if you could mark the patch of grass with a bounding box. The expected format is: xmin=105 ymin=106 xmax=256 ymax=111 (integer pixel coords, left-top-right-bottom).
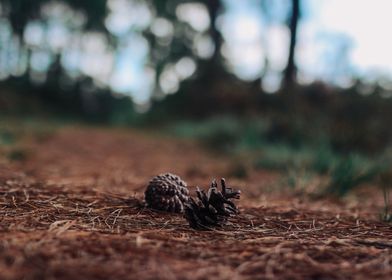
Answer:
xmin=170 ymin=116 xmax=391 ymax=197
xmin=0 ymin=117 xmax=60 ymax=144
xmin=311 ymin=146 xmax=340 ymax=175
xmin=8 ymin=148 xmax=29 ymax=161
xmin=255 ymin=145 xmax=388 ymax=196
xmin=227 ymin=162 xmax=249 ymax=179
xmin=0 ymin=129 xmax=17 ymax=146
xmin=381 ymin=187 xmax=391 ymax=222
xmin=378 ymin=170 xmax=392 ymax=222
xmin=284 ymin=167 xmax=315 ymax=190
xmin=325 ymin=154 xmax=383 ymax=196
xmin=254 ymin=145 xmax=314 ymax=171
xmin=255 ymin=145 xmax=392 ymax=197
xmin=0 ymin=117 xmax=60 ymax=162
xmin=170 ymin=116 xmax=269 ymax=152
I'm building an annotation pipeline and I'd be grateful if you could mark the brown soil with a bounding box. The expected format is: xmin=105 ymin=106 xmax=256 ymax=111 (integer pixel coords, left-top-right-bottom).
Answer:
xmin=0 ymin=126 xmax=391 ymax=280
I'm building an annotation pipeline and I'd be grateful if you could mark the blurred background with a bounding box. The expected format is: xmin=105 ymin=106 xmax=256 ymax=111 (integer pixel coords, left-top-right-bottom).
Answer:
xmin=1 ymin=0 xmax=392 ymax=200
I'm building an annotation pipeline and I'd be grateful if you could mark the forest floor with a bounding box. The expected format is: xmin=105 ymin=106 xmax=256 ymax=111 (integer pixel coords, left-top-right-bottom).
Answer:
xmin=0 ymin=124 xmax=391 ymax=280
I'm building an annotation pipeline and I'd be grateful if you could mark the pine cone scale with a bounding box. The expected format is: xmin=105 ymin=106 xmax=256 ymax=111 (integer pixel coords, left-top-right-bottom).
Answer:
xmin=184 ymin=178 xmax=241 ymax=230
xmin=145 ymin=173 xmax=189 ymax=213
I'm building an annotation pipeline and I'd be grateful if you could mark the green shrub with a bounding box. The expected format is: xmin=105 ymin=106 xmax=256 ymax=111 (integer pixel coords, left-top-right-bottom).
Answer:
xmin=311 ymin=146 xmax=339 ymax=174
xmin=326 ymin=154 xmax=383 ymax=196
xmin=254 ymin=145 xmax=312 ymax=170
xmin=170 ymin=116 xmax=391 ymax=197
xmin=171 ymin=116 xmax=269 ymax=152
xmin=8 ymin=148 xmax=28 ymax=161
xmin=0 ymin=130 xmax=16 ymax=145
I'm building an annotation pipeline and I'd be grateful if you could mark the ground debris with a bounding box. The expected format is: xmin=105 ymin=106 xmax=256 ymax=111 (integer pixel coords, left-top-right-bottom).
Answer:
xmin=0 ymin=127 xmax=391 ymax=279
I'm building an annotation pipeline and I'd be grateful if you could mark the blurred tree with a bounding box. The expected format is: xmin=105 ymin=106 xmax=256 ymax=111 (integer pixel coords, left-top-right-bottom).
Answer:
xmin=202 ymin=0 xmax=223 ymax=73
xmin=283 ymin=0 xmax=300 ymax=88
xmin=2 ymin=0 xmax=44 ymax=36
xmin=1 ymin=0 xmax=108 ymax=36
xmin=147 ymin=0 xmax=260 ymax=117
xmin=146 ymin=0 xmax=225 ymax=96
xmin=0 ymin=0 xmax=234 ymax=118
xmin=0 ymin=0 xmax=316 ymax=116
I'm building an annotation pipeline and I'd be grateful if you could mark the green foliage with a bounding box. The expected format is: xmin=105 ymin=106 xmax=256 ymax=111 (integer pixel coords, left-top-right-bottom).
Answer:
xmin=0 ymin=118 xmax=61 ymax=162
xmin=227 ymin=162 xmax=248 ymax=179
xmin=256 ymin=147 xmax=385 ymax=197
xmin=170 ymin=116 xmax=391 ymax=196
xmin=66 ymin=0 xmax=108 ymax=30
xmin=254 ymin=145 xmax=313 ymax=171
xmin=381 ymin=187 xmax=391 ymax=222
xmin=0 ymin=130 xmax=16 ymax=146
xmin=284 ymin=167 xmax=314 ymax=190
xmin=326 ymin=154 xmax=383 ymax=196
xmin=8 ymin=148 xmax=28 ymax=161
xmin=196 ymin=118 xmax=241 ymax=151
xmin=3 ymin=0 xmax=108 ymax=35
xmin=0 ymin=116 xmax=60 ymax=150
xmin=377 ymin=169 xmax=392 ymax=222
xmin=170 ymin=116 xmax=269 ymax=152
xmin=311 ymin=146 xmax=339 ymax=174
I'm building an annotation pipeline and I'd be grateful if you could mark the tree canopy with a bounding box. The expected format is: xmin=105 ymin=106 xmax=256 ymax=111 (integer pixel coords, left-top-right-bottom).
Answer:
xmin=0 ymin=0 xmax=302 ymax=116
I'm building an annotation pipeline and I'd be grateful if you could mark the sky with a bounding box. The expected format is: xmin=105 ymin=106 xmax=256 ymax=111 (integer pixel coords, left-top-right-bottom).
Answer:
xmin=300 ymin=0 xmax=392 ymax=85
xmin=222 ymin=0 xmax=392 ymax=91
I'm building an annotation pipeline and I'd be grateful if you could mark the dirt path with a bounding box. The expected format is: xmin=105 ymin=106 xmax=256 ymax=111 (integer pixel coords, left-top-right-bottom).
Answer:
xmin=0 ymin=126 xmax=391 ymax=279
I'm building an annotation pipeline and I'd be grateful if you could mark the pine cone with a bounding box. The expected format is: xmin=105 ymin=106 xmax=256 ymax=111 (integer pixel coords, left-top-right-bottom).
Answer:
xmin=145 ymin=173 xmax=190 ymax=213
xmin=184 ymin=178 xmax=241 ymax=229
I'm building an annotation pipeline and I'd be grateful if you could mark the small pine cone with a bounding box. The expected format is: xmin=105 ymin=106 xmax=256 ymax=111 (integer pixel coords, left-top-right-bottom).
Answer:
xmin=184 ymin=178 xmax=241 ymax=229
xmin=145 ymin=173 xmax=190 ymax=213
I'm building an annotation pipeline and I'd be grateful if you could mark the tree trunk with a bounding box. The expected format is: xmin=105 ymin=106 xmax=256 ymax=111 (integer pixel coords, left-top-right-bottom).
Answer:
xmin=283 ymin=0 xmax=300 ymax=87
xmin=204 ymin=0 xmax=223 ymax=76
